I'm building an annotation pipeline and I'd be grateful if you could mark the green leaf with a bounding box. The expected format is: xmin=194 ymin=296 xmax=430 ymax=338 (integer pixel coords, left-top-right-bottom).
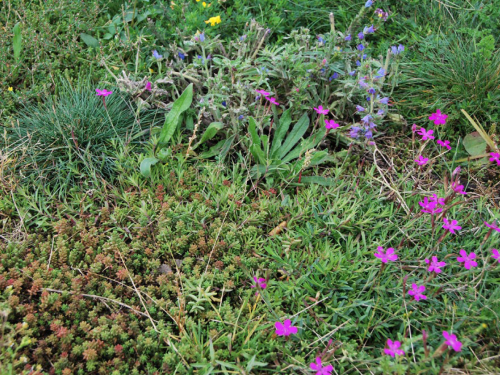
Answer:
xmin=282 ymin=127 xmax=325 ymax=163
xmin=294 ymin=176 xmax=337 ymax=186
xmin=198 ymin=135 xmax=235 ymax=160
xmin=80 ymin=33 xmax=99 ymax=48
xmin=248 ymin=117 xmax=266 ymax=164
xmin=13 ymin=22 xmax=22 ymax=61
xmin=158 ymin=84 xmax=193 ymax=145
xmin=140 ymin=157 xmax=159 ymax=178
xmin=248 ymin=117 xmax=261 ymax=146
xmin=194 ymin=122 xmax=223 ymax=149
xmin=270 ymin=108 xmax=292 ymax=158
xmin=463 ymin=132 xmax=487 ymax=156
xmin=280 ymin=113 xmax=309 ymax=159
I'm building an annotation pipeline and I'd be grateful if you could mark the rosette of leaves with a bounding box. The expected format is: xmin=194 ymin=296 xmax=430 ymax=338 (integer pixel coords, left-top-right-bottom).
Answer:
xmin=247 ymin=109 xmax=334 ymax=185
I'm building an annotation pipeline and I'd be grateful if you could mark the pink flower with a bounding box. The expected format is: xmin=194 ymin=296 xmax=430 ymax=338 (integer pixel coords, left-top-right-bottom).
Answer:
xmin=418 ymin=198 xmax=442 ymax=215
xmin=96 ymin=89 xmax=113 ymax=97
xmin=408 ymin=283 xmax=427 ymax=301
xmin=275 ymin=319 xmax=298 ymax=336
xmin=384 ymin=339 xmax=405 ymax=357
xmin=451 ymin=182 xmax=466 ymax=195
xmin=145 ymin=81 xmax=152 ymax=91
xmin=452 ymin=166 xmax=461 ymax=177
xmin=310 ymin=357 xmax=333 ymax=375
xmin=374 ymin=246 xmax=398 ymax=263
xmin=437 ymin=139 xmax=451 ymax=150
xmin=492 ymin=249 xmax=500 ymax=263
xmin=457 ymin=249 xmax=477 ymax=269
xmin=484 ymin=221 xmax=500 ymax=233
xmin=425 ymin=256 xmax=446 ymax=273
xmin=256 ymin=89 xmax=271 ymax=97
xmin=429 ymin=109 xmax=448 ymax=125
xmin=324 ymin=119 xmax=340 ymax=130
xmin=251 ymin=277 xmax=267 ymax=294
xmin=442 ymin=331 xmax=462 ymax=352
xmin=411 ymin=123 xmax=418 ymax=133
xmin=430 ymin=194 xmax=445 ymax=206
xmin=418 ymin=128 xmax=435 ymax=141
xmin=266 ymin=97 xmax=280 ymax=106
xmin=314 ymin=105 xmax=329 ymax=115
xmin=415 ymin=155 xmax=429 ymax=165
xmin=489 ymin=152 xmax=500 ymax=166
xmin=442 ymin=218 xmax=461 ymax=234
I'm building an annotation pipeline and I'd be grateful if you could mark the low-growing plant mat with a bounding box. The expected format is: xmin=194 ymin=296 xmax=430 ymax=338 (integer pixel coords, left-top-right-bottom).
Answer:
xmin=1 ymin=158 xmax=499 ymax=374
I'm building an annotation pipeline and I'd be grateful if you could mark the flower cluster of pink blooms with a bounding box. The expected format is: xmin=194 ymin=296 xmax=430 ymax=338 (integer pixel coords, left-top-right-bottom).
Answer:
xmin=412 ymin=110 xmax=453 ymax=165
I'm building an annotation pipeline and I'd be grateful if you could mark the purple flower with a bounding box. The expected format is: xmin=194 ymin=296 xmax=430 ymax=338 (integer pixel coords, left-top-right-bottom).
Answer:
xmin=457 ymin=250 xmax=477 ymax=269
xmin=419 ymin=197 xmax=442 ymax=215
xmin=367 ymin=87 xmax=376 ymax=94
xmin=349 ymin=70 xmax=356 ymax=76
xmin=418 ymin=128 xmax=435 ymax=141
xmin=238 ymin=115 xmax=244 ymax=120
xmin=379 ymin=97 xmax=389 ymax=105
xmin=492 ymin=249 xmax=499 ymax=263
xmin=384 ymin=339 xmax=404 ymax=357
xmin=490 ymin=152 xmax=500 ymax=166
xmin=310 ymin=357 xmax=333 ymax=375
xmin=317 ymin=36 xmax=325 ymax=44
xmin=365 ymin=0 xmax=374 ymax=7
xmin=361 ymin=114 xmax=372 ymax=124
xmin=398 ymin=44 xmax=404 ymax=53
xmin=356 ymin=105 xmax=365 ymax=112
xmin=375 ymin=68 xmax=386 ymax=79
xmin=222 ymin=101 xmax=227 ymax=107
xmin=375 ymin=8 xmax=388 ymax=21
xmin=437 ymin=139 xmax=451 ymax=150
xmin=329 ymin=72 xmax=339 ymax=81
xmin=145 ymin=81 xmax=152 ymax=91
xmin=443 ymin=331 xmax=462 ymax=352
xmin=442 ymin=218 xmax=462 ymax=234
xmin=357 ymin=44 xmax=365 ymax=51
xmin=364 ymin=25 xmax=375 ymax=34
xmin=256 ymin=89 xmax=271 ymax=97
xmin=408 ymin=283 xmax=427 ymax=301
xmin=96 ymin=89 xmax=113 ymax=97
xmin=425 ymin=256 xmax=446 ymax=273
xmin=199 ymin=32 xmax=206 ymax=42
xmin=358 ymin=32 xmax=365 ymax=40
xmin=251 ymin=276 xmax=267 ymax=290
xmin=415 ymin=156 xmax=429 ymax=165
xmin=314 ymin=105 xmax=329 ymax=115
xmin=152 ymin=50 xmax=162 ymax=59
xmin=429 ymin=109 xmax=448 ymax=125
xmin=345 ymin=34 xmax=352 ymax=41
xmin=275 ymin=319 xmax=298 ymax=336
xmin=430 ymin=194 xmax=445 ymax=206
xmin=356 ymin=60 xmax=361 ymax=67
xmin=266 ymin=97 xmax=280 ymax=106
xmin=374 ymin=246 xmax=397 ymax=263
xmin=377 ymin=109 xmax=384 ymax=116
xmin=451 ymin=182 xmax=466 ymax=195
xmin=349 ymin=126 xmax=361 ymax=138
xmin=325 ymin=119 xmax=340 ymax=130
xmin=484 ymin=221 xmax=500 ymax=233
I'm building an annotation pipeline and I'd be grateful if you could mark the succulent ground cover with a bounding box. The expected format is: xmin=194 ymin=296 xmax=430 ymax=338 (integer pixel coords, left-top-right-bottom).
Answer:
xmin=1 ymin=0 xmax=500 ymax=374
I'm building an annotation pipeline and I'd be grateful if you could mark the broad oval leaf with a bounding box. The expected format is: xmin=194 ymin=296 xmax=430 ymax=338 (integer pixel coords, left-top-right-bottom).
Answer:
xmin=463 ymin=132 xmax=487 ymax=156
xmin=80 ymin=33 xmax=99 ymax=48
xmin=140 ymin=157 xmax=159 ymax=178
xmin=158 ymin=83 xmax=193 ymax=145
xmin=194 ymin=122 xmax=223 ymax=149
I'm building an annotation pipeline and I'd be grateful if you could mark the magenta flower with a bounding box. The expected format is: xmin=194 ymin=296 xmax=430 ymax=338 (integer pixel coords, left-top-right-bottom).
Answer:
xmin=411 ymin=124 xmax=418 ymax=133
xmin=484 ymin=221 xmax=500 ymax=233
xmin=256 ymin=89 xmax=271 ymax=97
xmin=442 ymin=218 xmax=461 ymax=234
xmin=384 ymin=339 xmax=405 ymax=357
xmin=457 ymin=249 xmax=477 ymax=270
xmin=492 ymin=249 xmax=499 ymax=263
xmin=489 ymin=152 xmax=500 ymax=166
xmin=310 ymin=357 xmax=333 ymax=375
xmin=408 ymin=283 xmax=427 ymax=301
xmin=443 ymin=331 xmax=462 ymax=352
xmin=314 ymin=105 xmax=329 ymax=115
xmin=275 ymin=319 xmax=298 ymax=336
xmin=425 ymin=256 xmax=446 ymax=273
xmin=266 ymin=97 xmax=280 ymax=106
xmin=451 ymin=182 xmax=467 ymax=195
xmin=429 ymin=109 xmax=448 ymax=125
xmin=430 ymin=194 xmax=445 ymax=206
xmin=415 ymin=155 xmax=429 ymax=165
xmin=374 ymin=246 xmax=398 ymax=263
xmin=96 ymin=89 xmax=113 ymax=97
xmin=419 ymin=198 xmax=442 ymax=215
xmin=145 ymin=81 xmax=152 ymax=91
xmin=418 ymin=128 xmax=435 ymax=141
xmin=251 ymin=277 xmax=267 ymax=294
xmin=437 ymin=139 xmax=451 ymax=150
xmin=325 ymin=119 xmax=340 ymax=130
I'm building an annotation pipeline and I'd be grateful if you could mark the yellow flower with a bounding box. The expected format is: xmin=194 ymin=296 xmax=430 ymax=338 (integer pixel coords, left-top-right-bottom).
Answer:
xmin=8 ymin=87 xmax=13 ymax=91
xmin=149 ymin=68 xmax=155 ymax=73
xmin=202 ymin=1 xmax=206 ymax=6
xmin=205 ymin=15 xmax=221 ymax=26
xmin=196 ymin=0 xmax=200 ymax=2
